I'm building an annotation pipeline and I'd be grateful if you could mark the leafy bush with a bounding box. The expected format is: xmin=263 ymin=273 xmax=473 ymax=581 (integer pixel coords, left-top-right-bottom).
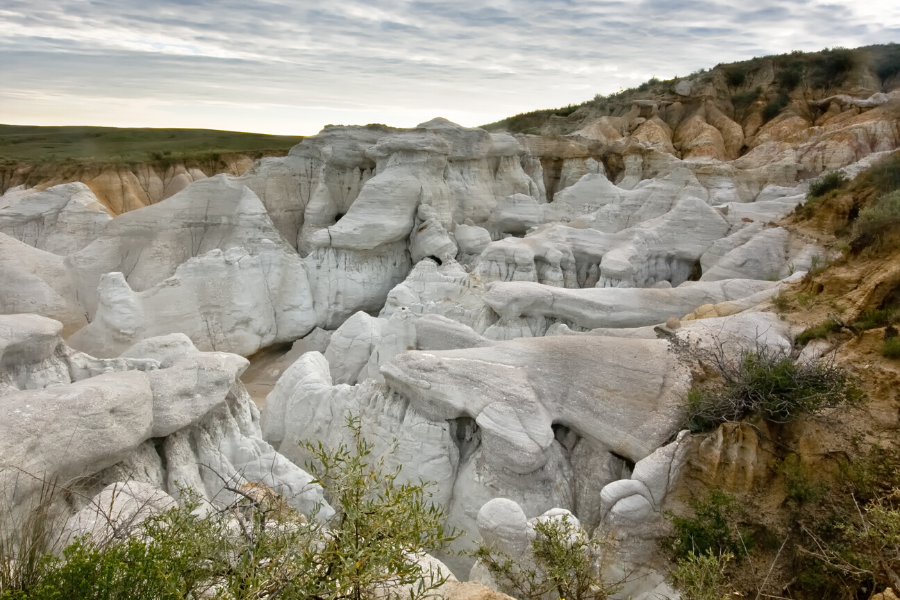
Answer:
xmin=1 ymin=416 xmax=459 ymax=600
xmin=808 ymin=171 xmax=847 ymax=199
xmin=775 ymin=454 xmax=823 ymax=505
xmin=776 ymin=60 xmax=805 ymax=90
xmin=811 ymin=47 xmax=855 ymax=88
xmin=725 ymin=68 xmax=746 ymax=87
xmin=875 ymin=43 xmax=900 ymax=81
xmin=682 ymin=346 xmax=865 ymax=433
xmin=852 ymin=190 xmax=900 ymax=252
xmin=839 ymin=445 xmax=900 ymax=502
xmin=762 ymin=93 xmax=790 ymax=121
xmin=795 ymin=318 xmax=842 ymax=346
xmin=731 ymin=87 xmax=761 ymax=111
xmin=854 ymin=307 xmax=900 ymax=331
xmin=803 ymin=490 xmax=900 ymax=592
xmin=883 ymin=336 xmax=900 ymax=359
xmin=666 ymin=490 xmax=749 ymax=562
xmin=669 ymin=550 xmax=734 ymax=600
xmin=298 ymin=416 xmax=459 ymax=600
xmin=855 ymin=152 xmax=900 ymax=196
xmin=473 ymin=513 xmax=619 ymax=600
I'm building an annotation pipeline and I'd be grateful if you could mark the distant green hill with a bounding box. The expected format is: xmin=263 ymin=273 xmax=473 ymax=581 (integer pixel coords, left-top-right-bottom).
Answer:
xmin=0 ymin=125 xmax=304 ymax=164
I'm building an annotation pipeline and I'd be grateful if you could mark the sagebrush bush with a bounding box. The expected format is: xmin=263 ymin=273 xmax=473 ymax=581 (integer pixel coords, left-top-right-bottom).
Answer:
xmin=808 ymin=171 xmax=847 ymax=199
xmin=666 ymin=490 xmax=749 ymax=562
xmin=852 ymin=190 xmax=900 ymax=253
xmin=669 ymin=550 xmax=734 ymax=600
xmin=682 ymin=346 xmax=865 ymax=433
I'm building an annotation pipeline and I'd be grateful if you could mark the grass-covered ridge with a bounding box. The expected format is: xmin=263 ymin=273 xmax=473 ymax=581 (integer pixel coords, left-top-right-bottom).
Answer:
xmin=0 ymin=125 xmax=304 ymax=164
xmin=481 ymin=42 xmax=900 ymax=134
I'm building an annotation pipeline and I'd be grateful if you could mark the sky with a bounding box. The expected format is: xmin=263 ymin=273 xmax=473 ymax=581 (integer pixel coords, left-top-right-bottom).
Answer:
xmin=2 ymin=1 xmax=900 ymax=135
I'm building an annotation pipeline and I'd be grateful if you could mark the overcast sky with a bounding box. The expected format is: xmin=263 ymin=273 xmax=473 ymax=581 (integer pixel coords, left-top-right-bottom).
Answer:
xmin=2 ymin=1 xmax=899 ymax=135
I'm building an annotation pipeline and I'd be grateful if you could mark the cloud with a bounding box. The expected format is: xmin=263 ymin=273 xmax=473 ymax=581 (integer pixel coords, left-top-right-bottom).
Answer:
xmin=1 ymin=0 xmax=899 ymax=134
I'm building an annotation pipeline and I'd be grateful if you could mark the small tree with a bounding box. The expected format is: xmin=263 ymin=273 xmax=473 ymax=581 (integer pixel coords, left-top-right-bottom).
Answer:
xmin=298 ymin=414 xmax=460 ymax=600
xmin=2 ymin=416 xmax=458 ymax=600
xmin=473 ymin=513 xmax=619 ymax=600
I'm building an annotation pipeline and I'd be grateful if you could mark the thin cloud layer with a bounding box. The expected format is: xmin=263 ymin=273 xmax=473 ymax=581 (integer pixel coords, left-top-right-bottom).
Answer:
xmin=2 ymin=0 xmax=899 ymax=134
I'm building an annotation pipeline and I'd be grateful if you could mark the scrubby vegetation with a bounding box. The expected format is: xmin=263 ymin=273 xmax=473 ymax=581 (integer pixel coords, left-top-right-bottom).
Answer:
xmin=851 ymin=190 xmax=900 ymax=253
xmin=669 ymin=550 xmax=733 ymax=600
xmin=794 ymin=317 xmax=843 ymax=345
xmin=854 ymin=307 xmax=900 ymax=331
xmin=810 ymin=47 xmax=856 ymax=89
xmin=666 ymin=490 xmax=749 ymax=562
xmin=473 ymin=513 xmax=619 ymax=600
xmin=681 ymin=345 xmax=865 ymax=433
xmin=730 ymin=87 xmax=761 ymax=112
xmin=762 ymin=93 xmax=790 ymax=122
xmin=0 ymin=416 xmax=459 ymax=600
xmin=874 ymin=43 xmax=900 ymax=82
xmin=808 ymin=171 xmax=848 ymax=200
xmin=883 ymin=335 xmax=900 ymax=359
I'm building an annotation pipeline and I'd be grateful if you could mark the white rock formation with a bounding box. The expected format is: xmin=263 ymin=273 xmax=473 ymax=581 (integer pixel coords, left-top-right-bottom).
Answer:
xmin=0 ymin=182 xmax=111 ymax=255
xmin=0 ymin=233 xmax=87 ymax=335
xmin=67 ymin=243 xmax=317 ymax=358
xmin=0 ymin=315 xmax=328 ymax=524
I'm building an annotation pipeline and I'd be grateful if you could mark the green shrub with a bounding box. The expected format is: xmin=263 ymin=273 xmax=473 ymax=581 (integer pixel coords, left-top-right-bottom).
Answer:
xmin=725 ymin=68 xmax=746 ymax=87
xmin=681 ymin=346 xmax=865 ymax=432
xmin=853 ymin=307 xmax=900 ymax=331
xmin=731 ymin=87 xmax=761 ymax=111
xmin=808 ymin=171 xmax=847 ymax=199
xmin=772 ymin=291 xmax=790 ymax=312
xmin=666 ymin=490 xmax=749 ymax=561
xmin=856 ymin=152 xmax=900 ymax=195
xmin=802 ymin=490 xmax=900 ymax=593
xmin=775 ymin=454 xmax=823 ymax=505
xmin=883 ymin=336 xmax=900 ymax=359
xmin=852 ymin=190 xmax=900 ymax=252
xmin=795 ymin=318 xmax=842 ymax=346
xmin=875 ymin=43 xmax=900 ymax=81
xmin=669 ymin=550 xmax=734 ymax=600
xmin=839 ymin=445 xmax=900 ymax=501
xmin=473 ymin=513 xmax=619 ymax=600
xmin=1 ymin=416 xmax=459 ymax=600
xmin=811 ymin=47 xmax=855 ymax=88
xmin=762 ymin=93 xmax=790 ymax=122
xmin=776 ymin=60 xmax=805 ymax=91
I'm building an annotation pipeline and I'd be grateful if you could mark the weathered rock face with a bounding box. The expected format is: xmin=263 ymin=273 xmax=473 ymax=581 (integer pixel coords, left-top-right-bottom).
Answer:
xmin=0 ymin=182 xmax=111 ymax=255
xmin=0 ymin=234 xmax=87 ymax=335
xmin=2 ymin=103 xmax=899 ymax=592
xmin=264 ymin=332 xmax=691 ymax=574
xmin=0 ymin=315 xmax=327 ymax=524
